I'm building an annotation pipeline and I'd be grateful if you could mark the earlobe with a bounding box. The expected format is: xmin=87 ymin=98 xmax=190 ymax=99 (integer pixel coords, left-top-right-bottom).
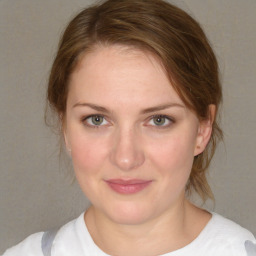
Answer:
xmin=194 ymin=105 xmax=216 ymax=156
xmin=63 ymin=131 xmax=72 ymax=154
xmin=62 ymin=119 xmax=72 ymax=154
xmin=60 ymin=114 xmax=72 ymax=156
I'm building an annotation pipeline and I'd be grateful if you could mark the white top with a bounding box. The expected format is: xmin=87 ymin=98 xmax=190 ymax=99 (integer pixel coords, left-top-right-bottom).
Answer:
xmin=3 ymin=212 xmax=256 ymax=256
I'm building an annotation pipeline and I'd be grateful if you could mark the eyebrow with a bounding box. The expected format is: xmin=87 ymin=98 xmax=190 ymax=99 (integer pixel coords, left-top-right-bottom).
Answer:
xmin=72 ymin=102 xmax=185 ymax=114
xmin=73 ymin=103 xmax=109 ymax=113
xmin=141 ymin=103 xmax=185 ymax=114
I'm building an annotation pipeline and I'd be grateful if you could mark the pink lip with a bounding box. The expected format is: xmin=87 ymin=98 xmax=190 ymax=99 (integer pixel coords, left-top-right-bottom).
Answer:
xmin=105 ymin=179 xmax=152 ymax=194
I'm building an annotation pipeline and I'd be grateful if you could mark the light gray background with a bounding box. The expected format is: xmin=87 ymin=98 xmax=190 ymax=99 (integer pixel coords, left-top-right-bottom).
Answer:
xmin=0 ymin=0 xmax=255 ymax=253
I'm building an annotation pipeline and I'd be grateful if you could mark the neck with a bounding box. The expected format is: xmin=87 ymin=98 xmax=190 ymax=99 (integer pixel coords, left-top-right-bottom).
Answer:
xmin=84 ymin=198 xmax=209 ymax=256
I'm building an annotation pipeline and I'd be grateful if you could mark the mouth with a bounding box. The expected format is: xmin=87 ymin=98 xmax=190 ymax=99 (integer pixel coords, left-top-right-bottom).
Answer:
xmin=104 ymin=179 xmax=152 ymax=194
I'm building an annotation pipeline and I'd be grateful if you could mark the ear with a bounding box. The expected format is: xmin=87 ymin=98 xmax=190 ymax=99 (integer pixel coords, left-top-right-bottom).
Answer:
xmin=194 ymin=105 xmax=216 ymax=156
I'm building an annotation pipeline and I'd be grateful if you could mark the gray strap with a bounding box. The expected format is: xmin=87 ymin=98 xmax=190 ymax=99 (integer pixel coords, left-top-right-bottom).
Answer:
xmin=41 ymin=228 xmax=59 ymax=256
xmin=245 ymin=240 xmax=256 ymax=256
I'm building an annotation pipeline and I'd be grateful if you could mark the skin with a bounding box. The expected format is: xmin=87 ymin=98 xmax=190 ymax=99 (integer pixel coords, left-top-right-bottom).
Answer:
xmin=64 ymin=45 xmax=213 ymax=255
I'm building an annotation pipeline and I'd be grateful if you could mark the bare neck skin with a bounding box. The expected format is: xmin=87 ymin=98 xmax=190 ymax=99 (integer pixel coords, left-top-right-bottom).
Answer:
xmin=84 ymin=197 xmax=211 ymax=256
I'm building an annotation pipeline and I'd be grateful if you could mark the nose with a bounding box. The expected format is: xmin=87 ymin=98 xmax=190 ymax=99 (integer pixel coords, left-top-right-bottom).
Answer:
xmin=110 ymin=127 xmax=145 ymax=171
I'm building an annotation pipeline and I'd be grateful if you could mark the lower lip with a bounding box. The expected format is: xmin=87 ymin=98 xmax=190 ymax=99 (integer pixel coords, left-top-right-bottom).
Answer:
xmin=105 ymin=181 xmax=152 ymax=194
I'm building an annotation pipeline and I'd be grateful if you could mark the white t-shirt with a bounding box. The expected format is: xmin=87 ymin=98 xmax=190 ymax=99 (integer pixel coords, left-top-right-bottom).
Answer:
xmin=3 ymin=212 xmax=256 ymax=256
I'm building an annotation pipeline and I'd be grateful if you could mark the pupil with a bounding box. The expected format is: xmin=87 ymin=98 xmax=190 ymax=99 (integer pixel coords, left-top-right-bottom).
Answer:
xmin=154 ymin=117 xmax=165 ymax=125
xmin=92 ymin=116 xmax=102 ymax=125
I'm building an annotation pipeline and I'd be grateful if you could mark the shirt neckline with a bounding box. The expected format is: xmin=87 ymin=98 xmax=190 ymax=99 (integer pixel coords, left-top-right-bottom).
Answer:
xmin=77 ymin=211 xmax=217 ymax=255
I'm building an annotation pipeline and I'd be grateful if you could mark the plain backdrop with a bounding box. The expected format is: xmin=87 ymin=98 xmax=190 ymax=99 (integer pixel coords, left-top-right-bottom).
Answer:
xmin=0 ymin=0 xmax=255 ymax=253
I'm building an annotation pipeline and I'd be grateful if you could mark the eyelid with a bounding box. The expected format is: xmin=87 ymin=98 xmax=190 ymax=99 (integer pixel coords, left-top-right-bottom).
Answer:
xmin=146 ymin=114 xmax=175 ymax=128
xmin=81 ymin=114 xmax=110 ymax=127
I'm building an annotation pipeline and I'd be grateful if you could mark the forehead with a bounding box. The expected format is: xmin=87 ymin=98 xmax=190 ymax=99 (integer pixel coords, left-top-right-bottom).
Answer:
xmin=68 ymin=45 xmax=184 ymax=108
xmin=73 ymin=44 xmax=166 ymax=80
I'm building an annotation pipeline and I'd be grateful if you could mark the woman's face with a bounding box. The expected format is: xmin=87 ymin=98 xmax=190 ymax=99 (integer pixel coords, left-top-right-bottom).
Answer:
xmin=64 ymin=45 xmax=209 ymax=225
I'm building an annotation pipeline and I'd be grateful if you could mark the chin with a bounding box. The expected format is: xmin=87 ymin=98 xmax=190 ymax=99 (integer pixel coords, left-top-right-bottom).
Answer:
xmin=104 ymin=202 xmax=155 ymax=225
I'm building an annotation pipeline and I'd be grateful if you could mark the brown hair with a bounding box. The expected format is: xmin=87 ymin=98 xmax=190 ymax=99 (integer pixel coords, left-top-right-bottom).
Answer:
xmin=47 ymin=0 xmax=223 ymax=201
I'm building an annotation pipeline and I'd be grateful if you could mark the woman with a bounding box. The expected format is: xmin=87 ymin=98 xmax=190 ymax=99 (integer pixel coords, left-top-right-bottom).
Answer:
xmin=3 ymin=0 xmax=256 ymax=255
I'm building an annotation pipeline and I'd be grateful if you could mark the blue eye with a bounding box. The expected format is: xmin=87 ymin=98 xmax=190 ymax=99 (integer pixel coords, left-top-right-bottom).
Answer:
xmin=84 ymin=115 xmax=108 ymax=127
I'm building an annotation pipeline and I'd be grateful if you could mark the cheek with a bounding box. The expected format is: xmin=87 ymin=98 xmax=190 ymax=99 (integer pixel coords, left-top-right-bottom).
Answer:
xmin=69 ymin=134 xmax=108 ymax=175
xmin=69 ymin=134 xmax=110 ymax=200
xmin=148 ymin=134 xmax=196 ymax=176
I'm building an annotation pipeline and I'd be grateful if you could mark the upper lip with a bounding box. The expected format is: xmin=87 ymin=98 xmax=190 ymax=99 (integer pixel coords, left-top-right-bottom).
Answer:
xmin=105 ymin=179 xmax=152 ymax=185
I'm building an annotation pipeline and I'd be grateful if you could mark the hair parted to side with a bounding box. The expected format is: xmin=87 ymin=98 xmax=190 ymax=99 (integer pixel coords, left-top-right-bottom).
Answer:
xmin=47 ymin=0 xmax=223 ymax=202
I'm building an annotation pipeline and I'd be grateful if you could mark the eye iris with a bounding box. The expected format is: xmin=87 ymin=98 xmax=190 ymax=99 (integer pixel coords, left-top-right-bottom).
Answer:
xmin=92 ymin=116 xmax=103 ymax=125
xmin=153 ymin=117 xmax=165 ymax=126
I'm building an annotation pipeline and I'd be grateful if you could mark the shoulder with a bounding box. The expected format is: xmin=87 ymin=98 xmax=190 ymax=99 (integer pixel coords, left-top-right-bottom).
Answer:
xmin=2 ymin=232 xmax=44 ymax=256
xmin=51 ymin=212 xmax=106 ymax=255
xmin=2 ymin=214 xmax=82 ymax=256
xmin=209 ymin=213 xmax=255 ymax=241
xmin=2 ymin=212 xmax=106 ymax=256
xmin=178 ymin=212 xmax=256 ymax=256
xmin=200 ymin=212 xmax=256 ymax=255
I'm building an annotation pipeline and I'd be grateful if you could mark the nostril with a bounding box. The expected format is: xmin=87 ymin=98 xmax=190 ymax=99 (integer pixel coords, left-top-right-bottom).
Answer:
xmin=110 ymin=150 xmax=145 ymax=171
xmin=110 ymin=144 xmax=145 ymax=171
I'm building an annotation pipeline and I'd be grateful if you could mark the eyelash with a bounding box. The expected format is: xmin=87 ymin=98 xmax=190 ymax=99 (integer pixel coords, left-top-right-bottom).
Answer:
xmin=81 ymin=114 xmax=175 ymax=129
xmin=147 ymin=115 xmax=174 ymax=128
xmin=81 ymin=115 xmax=110 ymax=128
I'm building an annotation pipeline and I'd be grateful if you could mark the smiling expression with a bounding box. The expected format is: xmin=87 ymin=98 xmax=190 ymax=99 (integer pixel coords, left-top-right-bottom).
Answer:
xmin=64 ymin=45 xmax=209 ymax=225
